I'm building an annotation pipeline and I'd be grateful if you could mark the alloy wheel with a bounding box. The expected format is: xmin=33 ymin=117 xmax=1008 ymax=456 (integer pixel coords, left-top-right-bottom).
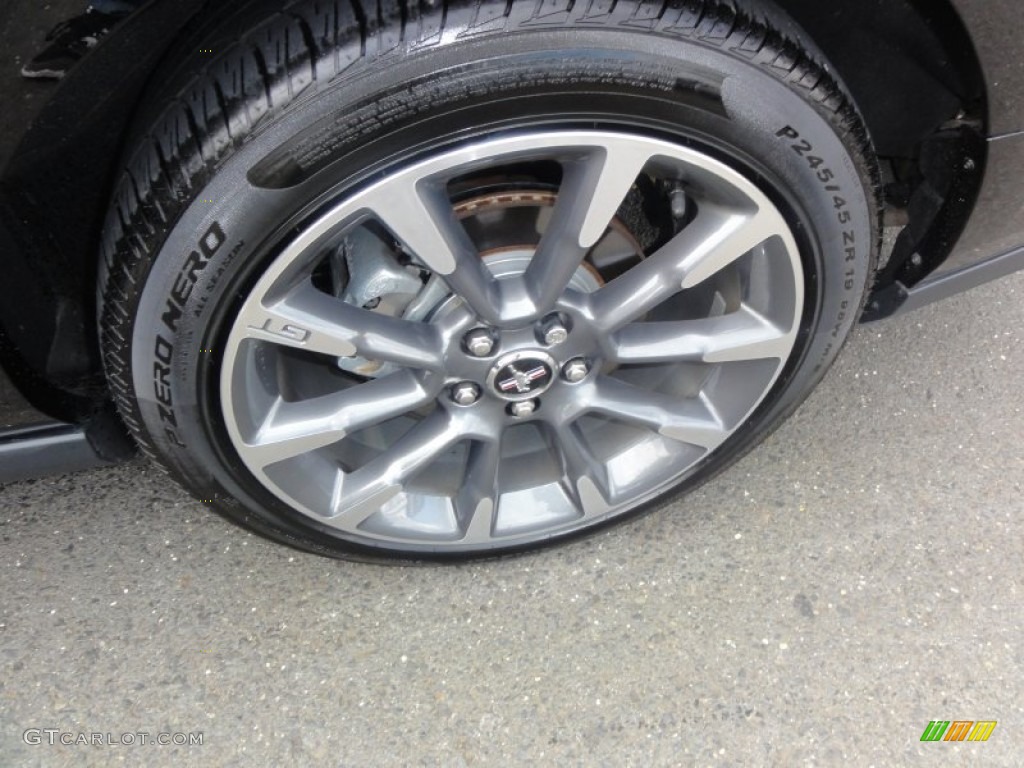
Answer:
xmin=220 ymin=130 xmax=804 ymax=552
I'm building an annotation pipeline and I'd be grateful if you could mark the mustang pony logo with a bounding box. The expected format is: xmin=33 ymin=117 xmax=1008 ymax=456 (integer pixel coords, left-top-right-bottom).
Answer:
xmin=497 ymin=364 xmax=549 ymax=394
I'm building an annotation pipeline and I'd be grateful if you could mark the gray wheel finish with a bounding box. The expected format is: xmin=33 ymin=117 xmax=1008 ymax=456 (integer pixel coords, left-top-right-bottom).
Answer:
xmin=219 ymin=130 xmax=803 ymax=552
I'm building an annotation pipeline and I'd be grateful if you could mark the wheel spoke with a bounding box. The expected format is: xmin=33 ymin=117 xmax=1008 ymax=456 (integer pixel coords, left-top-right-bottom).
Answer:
xmin=519 ymin=143 xmax=652 ymax=317
xmin=329 ymin=409 xmax=462 ymax=526
xmin=455 ymin=437 xmax=503 ymax=542
xmin=549 ymin=422 xmax=612 ymax=517
xmin=675 ymin=204 xmax=787 ymax=290
xmin=242 ymin=371 xmax=435 ymax=467
xmin=608 ymin=305 xmax=792 ymax=365
xmin=241 ymin=281 xmax=445 ymax=370
xmin=583 ymin=376 xmax=727 ymax=450
xmin=359 ymin=176 xmax=468 ymax=276
xmin=222 ymin=130 xmax=806 ymax=550
xmin=361 ymin=178 xmax=503 ymax=324
xmin=588 ymin=203 xmax=786 ymax=331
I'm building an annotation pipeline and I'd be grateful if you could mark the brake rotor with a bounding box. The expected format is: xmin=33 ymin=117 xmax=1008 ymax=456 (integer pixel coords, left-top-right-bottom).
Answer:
xmin=453 ymin=188 xmax=646 ymax=285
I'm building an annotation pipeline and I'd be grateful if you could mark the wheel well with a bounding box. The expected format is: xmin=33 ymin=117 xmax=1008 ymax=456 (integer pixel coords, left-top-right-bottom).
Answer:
xmin=770 ymin=0 xmax=988 ymax=302
xmin=772 ymin=0 xmax=986 ymax=155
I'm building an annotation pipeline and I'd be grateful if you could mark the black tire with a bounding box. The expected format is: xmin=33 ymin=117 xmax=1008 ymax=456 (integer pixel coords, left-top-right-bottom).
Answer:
xmin=98 ymin=0 xmax=879 ymax=560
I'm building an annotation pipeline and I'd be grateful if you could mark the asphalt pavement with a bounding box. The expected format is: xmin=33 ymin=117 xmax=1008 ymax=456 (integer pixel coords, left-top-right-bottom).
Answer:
xmin=2 ymin=1 xmax=1022 ymax=764
xmin=2 ymin=270 xmax=1022 ymax=766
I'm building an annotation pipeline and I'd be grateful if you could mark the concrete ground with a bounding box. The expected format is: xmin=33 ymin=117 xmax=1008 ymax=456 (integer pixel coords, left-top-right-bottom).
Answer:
xmin=3 ymin=272 xmax=1022 ymax=766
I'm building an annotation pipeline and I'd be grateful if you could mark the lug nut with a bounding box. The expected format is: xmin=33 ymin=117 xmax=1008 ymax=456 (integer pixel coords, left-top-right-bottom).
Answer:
xmin=539 ymin=315 xmax=569 ymax=346
xmin=464 ymin=328 xmax=495 ymax=357
xmin=451 ymin=382 xmax=481 ymax=406
xmin=509 ymin=399 xmax=538 ymax=418
xmin=562 ymin=358 xmax=589 ymax=383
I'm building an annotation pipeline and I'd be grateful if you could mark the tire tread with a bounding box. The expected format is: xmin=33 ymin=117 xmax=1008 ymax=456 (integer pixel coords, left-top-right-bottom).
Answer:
xmin=97 ymin=0 xmax=881 ymax=549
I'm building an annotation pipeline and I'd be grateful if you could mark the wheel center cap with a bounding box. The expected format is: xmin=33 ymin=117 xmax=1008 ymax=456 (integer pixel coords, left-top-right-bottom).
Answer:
xmin=487 ymin=350 xmax=557 ymax=401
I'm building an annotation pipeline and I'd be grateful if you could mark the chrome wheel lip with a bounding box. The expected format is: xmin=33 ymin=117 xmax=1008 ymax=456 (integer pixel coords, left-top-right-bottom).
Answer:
xmin=219 ymin=129 xmax=804 ymax=553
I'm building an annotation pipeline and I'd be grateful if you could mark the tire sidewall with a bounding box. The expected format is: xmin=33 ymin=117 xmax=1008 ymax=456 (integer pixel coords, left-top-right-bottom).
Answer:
xmin=123 ymin=30 xmax=875 ymax=556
